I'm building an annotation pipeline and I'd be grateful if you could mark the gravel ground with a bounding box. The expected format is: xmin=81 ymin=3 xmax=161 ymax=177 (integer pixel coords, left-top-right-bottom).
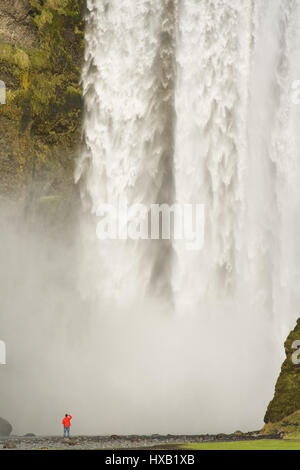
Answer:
xmin=0 ymin=432 xmax=282 ymax=450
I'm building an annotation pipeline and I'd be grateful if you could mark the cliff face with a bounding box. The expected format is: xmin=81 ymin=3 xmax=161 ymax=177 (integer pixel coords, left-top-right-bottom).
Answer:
xmin=0 ymin=0 xmax=38 ymax=48
xmin=0 ymin=0 xmax=84 ymax=204
xmin=265 ymin=319 xmax=300 ymax=423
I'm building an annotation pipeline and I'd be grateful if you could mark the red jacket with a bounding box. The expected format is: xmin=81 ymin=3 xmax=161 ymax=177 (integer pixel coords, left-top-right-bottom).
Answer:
xmin=62 ymin=415 xmax=72 ymax=428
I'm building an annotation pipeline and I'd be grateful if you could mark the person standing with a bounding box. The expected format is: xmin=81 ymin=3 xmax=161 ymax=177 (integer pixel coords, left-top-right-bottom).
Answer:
xmin=62 ymin=413 xmax=72 ymax=438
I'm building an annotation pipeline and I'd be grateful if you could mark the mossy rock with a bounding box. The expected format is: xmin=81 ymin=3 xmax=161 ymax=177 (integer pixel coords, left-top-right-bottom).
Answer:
xmin=261 ymin=410 xmax=300 ymax=439
xmin=264 ymin=318 xmax=300 ymax=423
xmin=0 ymin=0 xmax=85 ymax=206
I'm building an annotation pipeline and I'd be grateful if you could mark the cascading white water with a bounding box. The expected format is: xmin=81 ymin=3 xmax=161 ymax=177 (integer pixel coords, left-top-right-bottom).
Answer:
xmin=74 ymin=0 xmax=300 ymax=433
xmin=173 ymin=0 xmax=252 ymax=309
xmin=76 ymin=0 xmax=177 ymax=304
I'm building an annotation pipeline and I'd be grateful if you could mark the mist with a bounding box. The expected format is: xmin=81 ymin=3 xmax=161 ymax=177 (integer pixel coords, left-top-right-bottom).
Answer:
xmin=0 ymin=200 xmax=287 ymax=436
xmin=2 ymin=0 xmax=300 ymax=437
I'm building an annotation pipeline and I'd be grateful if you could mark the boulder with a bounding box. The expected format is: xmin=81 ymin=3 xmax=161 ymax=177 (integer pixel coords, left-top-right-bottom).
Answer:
xmin=3 ymin=441 xmax=16 ymax=449
xmin=0 ymin=417 xmax=12 ymax=437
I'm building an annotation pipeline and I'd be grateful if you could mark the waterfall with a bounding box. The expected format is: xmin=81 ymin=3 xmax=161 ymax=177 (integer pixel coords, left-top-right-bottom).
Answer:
xmin=74 ymin=0 xmax=300 ymax=432
xmin=76 ymin=0 xmax=177 ymax=303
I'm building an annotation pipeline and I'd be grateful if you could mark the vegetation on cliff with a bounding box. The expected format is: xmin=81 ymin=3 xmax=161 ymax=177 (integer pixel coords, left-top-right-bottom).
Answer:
xmin=264 ymin=319 xmax=300 ymax=423
xmin=0 ymin=0 xmax=85 ymax=204
xmin=262 ymin=410 xmax=300 ymax=440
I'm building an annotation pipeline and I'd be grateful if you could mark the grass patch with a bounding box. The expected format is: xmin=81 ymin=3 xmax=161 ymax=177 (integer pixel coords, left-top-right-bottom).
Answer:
xmin=181 ymin=439 xmax=300 ymax=450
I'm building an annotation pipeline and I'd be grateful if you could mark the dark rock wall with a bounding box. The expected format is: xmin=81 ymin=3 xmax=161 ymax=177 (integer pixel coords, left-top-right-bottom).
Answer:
xmin=0 ymin=0 xmax=84 ymax=206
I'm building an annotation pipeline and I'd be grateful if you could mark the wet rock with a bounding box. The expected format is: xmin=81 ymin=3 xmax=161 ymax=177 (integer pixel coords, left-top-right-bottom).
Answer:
xmin=0 ymin=418 xmax=12 ymax=437
xmin=66 ymin=437 xmax=78 ymax=445
xmin=24 ymin=433 xmax=36 ymax=437
xmin=3 ymin=441 xmax=16 ymax=449
xmin=130 ymin=437 xmax=142 ymax=443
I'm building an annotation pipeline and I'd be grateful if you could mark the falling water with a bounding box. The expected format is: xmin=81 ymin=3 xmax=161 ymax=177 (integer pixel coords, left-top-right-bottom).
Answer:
xmin=77 ymin=0 xmax=300 ymax=328
xmin=76 ymin=0 xmax=177 ymax=304
xmin=75 ymin=0 xmax=300 ymax=433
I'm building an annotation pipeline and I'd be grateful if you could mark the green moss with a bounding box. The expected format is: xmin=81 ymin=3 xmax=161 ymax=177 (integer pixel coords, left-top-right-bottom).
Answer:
xmin=264 ymin=319 xmax=300 ymax=423
xmin=0 ymin=43 xmax=14 ymax=64
xmin=262 ymin=410 xmax=300 ymax=438
xmin=0 ymin=0 xmax=85 ymax=200
xmin=29 ymin=50 xmax=49 ymax=70
xmin=34 ymin=8 xmax=54 ymax=28
xmin=14 ymin=49 xmax=30 ymax=70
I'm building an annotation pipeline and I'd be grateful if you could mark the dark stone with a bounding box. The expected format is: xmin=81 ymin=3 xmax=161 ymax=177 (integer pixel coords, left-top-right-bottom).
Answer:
xmin=66 ymin=437 xmax=78 ymax=445
xmin=64 ymin=30 xmax=76 ymax=42
xmin=3 ymin=441 xmax=16 ymax=449
xmin=0 ymin=418 xmax=13 ymax=437
xmin=130 ymin=437 xmax=142 ymax=443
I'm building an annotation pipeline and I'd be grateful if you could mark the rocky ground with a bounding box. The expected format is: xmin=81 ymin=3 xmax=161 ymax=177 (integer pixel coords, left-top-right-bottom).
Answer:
xmin=0 ymin=432 xmax=282 ymax=450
